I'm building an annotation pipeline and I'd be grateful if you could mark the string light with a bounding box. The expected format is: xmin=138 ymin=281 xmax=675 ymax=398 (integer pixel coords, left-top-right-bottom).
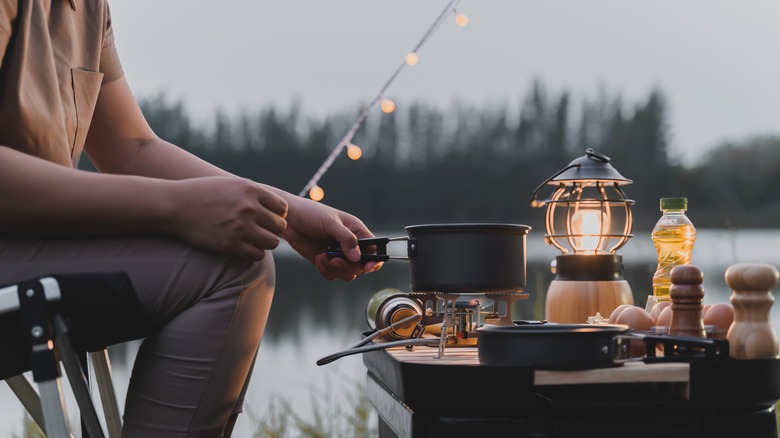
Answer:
xmin=309 ymin=185 xmax=325 ymax=202
xmin=347 ymin=143 xmax=363 ymax=160
xmin=299 ymin=0 xmax=464 ymax=200
xmin=380 ymin=99 xmax=396 ymax=114
xmin=455 ymin=11 xmax=469 ymax=27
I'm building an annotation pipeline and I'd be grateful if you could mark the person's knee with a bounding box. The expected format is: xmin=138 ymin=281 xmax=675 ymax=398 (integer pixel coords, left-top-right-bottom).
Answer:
xmin=241 ymin=252 xmax=276 ymax=297
xmin=219 ymin=251 xmax=276 ymax=305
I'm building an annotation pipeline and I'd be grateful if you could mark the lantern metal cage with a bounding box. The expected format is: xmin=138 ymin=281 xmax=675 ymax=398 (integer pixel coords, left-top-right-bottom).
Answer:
xmin=544 ymin=181 xmax=634 ymax=255
xmin=531 ymin=148 xmax=635 ymax=255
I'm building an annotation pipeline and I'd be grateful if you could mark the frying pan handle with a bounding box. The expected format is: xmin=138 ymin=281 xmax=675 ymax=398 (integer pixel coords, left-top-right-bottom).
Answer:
xmin=326 ymin=237 xmax=412 ymax=262
xmin=641 ymin=334 xmax=730 ymax=363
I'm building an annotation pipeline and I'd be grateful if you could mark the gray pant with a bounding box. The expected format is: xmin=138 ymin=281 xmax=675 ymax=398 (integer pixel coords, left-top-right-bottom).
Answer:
xmin=0 ymin=235 xmax=275 ymax=437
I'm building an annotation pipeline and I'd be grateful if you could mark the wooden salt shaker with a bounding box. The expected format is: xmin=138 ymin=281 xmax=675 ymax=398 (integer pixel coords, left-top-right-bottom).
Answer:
xmin=668 ymin=265 xmax=706 ymax=338
xmin=725 ymin=263 xmax=779 ymax=360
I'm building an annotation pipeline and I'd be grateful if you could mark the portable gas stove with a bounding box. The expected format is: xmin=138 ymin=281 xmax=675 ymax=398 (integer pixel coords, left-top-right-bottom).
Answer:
xmin=407 ymin=291 xmax=529 ymax=357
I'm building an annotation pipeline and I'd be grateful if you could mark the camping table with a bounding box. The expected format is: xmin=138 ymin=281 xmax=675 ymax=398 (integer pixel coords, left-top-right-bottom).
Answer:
xmin=363 ymin=344 xmax=780 ymax=438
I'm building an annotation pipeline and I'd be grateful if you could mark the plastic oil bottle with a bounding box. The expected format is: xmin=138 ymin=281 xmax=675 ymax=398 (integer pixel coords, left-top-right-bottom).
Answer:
xmin=652 ymin=197 xmax=697 ymax=300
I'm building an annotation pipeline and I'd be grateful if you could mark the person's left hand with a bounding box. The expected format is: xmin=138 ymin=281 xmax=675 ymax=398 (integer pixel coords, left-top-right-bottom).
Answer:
xmin=282 ymin=195 xmax=382 ymax=281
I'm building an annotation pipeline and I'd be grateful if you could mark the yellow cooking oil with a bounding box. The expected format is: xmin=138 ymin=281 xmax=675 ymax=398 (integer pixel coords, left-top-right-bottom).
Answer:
xmin=651 ymin=198 xmax=696 ymax=300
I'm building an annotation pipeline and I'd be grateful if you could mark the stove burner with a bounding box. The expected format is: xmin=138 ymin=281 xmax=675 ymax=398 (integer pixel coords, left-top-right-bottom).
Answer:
xmin=408 ymin=292 xmax=530 ymax=358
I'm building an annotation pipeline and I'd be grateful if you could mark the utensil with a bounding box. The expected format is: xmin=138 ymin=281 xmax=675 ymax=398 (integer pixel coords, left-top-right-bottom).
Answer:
xmin=316 ymin=314 xmax=431 ymax=366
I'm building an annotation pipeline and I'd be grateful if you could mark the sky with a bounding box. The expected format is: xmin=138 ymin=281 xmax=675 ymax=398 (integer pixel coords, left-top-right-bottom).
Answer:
xmin=110 ymin=1 xmax=780 ymax=165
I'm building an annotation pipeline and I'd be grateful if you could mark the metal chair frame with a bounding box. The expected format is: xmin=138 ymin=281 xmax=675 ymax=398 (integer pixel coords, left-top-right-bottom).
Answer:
xmin=1 ymin=277 xmax=122 ymax=438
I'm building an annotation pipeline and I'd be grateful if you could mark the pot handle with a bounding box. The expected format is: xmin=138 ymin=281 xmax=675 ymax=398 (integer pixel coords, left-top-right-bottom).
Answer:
xmin=326 ymin=236 xmax=412 ymax=262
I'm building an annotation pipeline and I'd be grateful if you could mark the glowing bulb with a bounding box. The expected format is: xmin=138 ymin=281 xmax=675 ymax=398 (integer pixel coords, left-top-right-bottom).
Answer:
xmin=309 ymin=185 xmax=325 ymax=202
xmin=571 ymin=209 xmax=609 ymax=253
xmin=455 ymin=12 xmax=469 ymax=27
xmin=346 ymin=143 xmax=362 ymax=160
xmin=380 ymin=99 xmax=395 ymax=114
xmin=405 ymin=52 xmax=419 ymax=66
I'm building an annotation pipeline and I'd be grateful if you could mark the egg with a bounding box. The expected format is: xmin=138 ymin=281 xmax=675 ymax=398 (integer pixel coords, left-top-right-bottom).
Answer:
xmin=615 ymin=306 xmax=654 ymax=332
xmin=703 ymin=303 xmax=735 ymax=331
xmin=608 ymin=304 xmax=635 ymax=324
xmin=655 ymin=306 xmax=673 ymax=328
xmin=649 ymin=301 xmax=671 ymax=325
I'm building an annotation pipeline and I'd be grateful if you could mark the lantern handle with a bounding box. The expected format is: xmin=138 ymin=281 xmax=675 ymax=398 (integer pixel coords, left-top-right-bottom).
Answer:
xmin=586 ymin=148 xmax=610 ymax=163
xmin=529 ymin=163 xmax=581 ymax=208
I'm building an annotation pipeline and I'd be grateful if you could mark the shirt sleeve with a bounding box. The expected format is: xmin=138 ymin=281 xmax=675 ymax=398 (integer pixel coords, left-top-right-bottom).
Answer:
xmin=99 ymin=2 xmax=124 ymax=84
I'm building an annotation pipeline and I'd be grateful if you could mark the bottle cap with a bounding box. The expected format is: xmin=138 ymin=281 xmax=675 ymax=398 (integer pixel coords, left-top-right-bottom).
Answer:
xmin=660 ymin=197 xmax=687 ymax=211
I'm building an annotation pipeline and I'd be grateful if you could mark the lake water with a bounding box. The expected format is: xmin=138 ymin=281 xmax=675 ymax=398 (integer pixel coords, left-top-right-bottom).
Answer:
xmin=2 ymin=228 xmax=780 ymax=436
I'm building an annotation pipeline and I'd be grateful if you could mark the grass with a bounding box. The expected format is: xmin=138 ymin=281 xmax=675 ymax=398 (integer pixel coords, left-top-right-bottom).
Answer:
xmin=14 ymin=415 xmax=44 ymax=438
xmin=248 ymin=376 xmax=376 ymax=438
xmin=16 ymin=394 xmax=374 ymax=438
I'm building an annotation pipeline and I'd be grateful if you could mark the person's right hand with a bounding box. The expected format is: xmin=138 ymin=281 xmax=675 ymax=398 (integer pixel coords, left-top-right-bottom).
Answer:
xmin=167 ymin=176 xmax=288 ymax=260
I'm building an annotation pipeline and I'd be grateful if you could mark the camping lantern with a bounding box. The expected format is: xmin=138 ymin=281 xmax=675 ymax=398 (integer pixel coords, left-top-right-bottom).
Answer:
xmin=530 ymin=148 xmax=635 ymax=323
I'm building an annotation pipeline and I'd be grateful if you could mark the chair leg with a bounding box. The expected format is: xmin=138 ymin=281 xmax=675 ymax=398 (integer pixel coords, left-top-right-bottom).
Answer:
xmin=53 ymin=315 xmax=106 ymax=438
xmin=36 ymin=365 xmax=71 ymax=438
xmin=5 ymin=374 xmax=46 ymax=435
xmin=91 ymin=349 xmax=123 ymax=438
xmin=17 ymin=278 xmax=72 ymax=438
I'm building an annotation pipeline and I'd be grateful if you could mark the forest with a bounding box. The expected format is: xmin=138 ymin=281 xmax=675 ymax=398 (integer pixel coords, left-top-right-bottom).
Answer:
xmin=115 ymin=81 xmax=780 ymax=232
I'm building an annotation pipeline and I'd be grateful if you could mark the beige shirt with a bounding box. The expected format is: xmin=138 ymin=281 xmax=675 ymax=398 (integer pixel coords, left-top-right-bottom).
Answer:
xmin=0 ymin=0 xmax=123 ymax=168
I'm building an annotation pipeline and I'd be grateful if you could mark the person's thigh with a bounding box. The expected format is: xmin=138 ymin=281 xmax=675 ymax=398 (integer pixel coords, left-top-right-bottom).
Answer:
xmin=0 ymin=235 xmax=264 ymax=324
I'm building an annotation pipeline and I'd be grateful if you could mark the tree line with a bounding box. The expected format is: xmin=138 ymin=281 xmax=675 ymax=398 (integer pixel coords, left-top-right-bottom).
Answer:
xmin=130 ymin=81 xmax=780 ymax=231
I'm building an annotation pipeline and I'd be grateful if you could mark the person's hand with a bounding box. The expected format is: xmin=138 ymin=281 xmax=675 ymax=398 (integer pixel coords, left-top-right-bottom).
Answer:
xmin=282 ymin=195 xmax=383 ymax=281
xmin=168 ymin=177 xmax=288 ymax=260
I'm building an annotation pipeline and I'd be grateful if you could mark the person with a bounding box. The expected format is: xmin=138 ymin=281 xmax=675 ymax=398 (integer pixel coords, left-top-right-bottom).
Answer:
xmin=0 ymin=1 xmax=381 ymax=436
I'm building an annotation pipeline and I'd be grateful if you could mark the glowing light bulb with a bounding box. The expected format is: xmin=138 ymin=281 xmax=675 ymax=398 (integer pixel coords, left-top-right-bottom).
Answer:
xmin=347 ymin=143 xmax=362 ymax=160
xmin=455 ymin=12 xmax=469 ymax=27
xmin=571 ymin=209 xmax=609 ymax=254
xmin=309 ymin=185 xmax=325 ymax=202
xmin=405 ymin=52 xmax=419 ymax=66
xmin=381 ymin=99 xmax=395 ymax=114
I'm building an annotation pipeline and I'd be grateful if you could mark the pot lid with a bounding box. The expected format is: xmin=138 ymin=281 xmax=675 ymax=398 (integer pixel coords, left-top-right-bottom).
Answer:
xmin=404 ymin=223 xmax=531 ymax=234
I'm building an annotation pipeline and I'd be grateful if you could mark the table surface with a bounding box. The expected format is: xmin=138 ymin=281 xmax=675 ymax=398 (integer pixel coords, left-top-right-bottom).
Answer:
xmin=383 ymin=343 xmax=691 ymax=385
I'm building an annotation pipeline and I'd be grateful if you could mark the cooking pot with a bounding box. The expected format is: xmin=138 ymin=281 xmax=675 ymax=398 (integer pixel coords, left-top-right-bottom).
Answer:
xmin=328 ymin=223 xmax=531 ymax=293
xmin=477 ymin=323 xmax=729 ymax=370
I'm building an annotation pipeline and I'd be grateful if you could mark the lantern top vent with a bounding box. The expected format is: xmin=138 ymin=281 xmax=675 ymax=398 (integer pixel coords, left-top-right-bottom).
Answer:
xmin=549 ymin=149 xmax=632 ymax=185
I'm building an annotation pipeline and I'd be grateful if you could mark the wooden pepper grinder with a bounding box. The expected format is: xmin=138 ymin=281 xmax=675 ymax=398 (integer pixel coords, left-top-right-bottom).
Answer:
xmin=725 ymin=263 xmax=779 ymax=360
xmin=668 ymin=265 xmax=706 ymax=338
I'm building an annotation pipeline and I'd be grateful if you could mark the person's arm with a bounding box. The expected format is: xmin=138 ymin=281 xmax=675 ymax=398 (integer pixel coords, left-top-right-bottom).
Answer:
xmin=84 ymin=78 xmax=379 ymax=280
xmin=0 ymin=144 xmax=176 ymax=235
xmin=0 ymin=143 xmax=287 ymax=261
